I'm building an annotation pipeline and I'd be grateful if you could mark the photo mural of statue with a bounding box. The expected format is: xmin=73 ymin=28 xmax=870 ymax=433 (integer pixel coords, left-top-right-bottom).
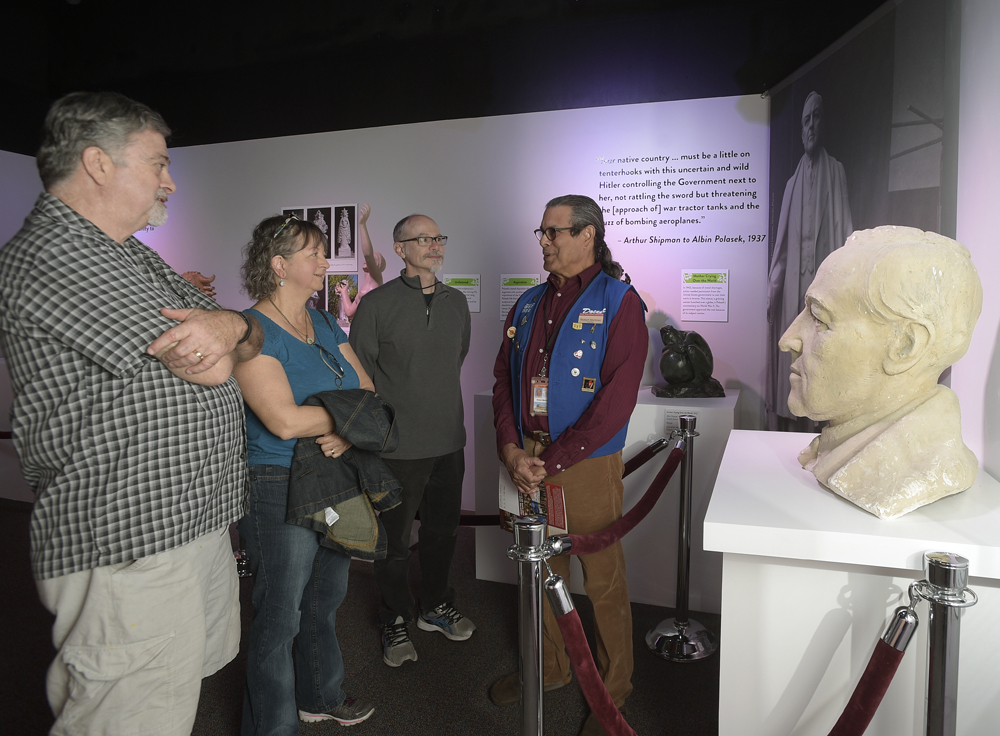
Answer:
xmin=779 ymin=226 xmax=980 ymax=519
xmin=767 ymin=92 xmax=852 ymax=432
xmin=765 ymin=0 xmax=959 ymax=431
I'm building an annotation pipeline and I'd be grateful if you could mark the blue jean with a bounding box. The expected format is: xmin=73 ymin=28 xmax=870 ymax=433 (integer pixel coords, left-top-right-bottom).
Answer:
xmin=239 ymin=465 xmax=351 ymax=736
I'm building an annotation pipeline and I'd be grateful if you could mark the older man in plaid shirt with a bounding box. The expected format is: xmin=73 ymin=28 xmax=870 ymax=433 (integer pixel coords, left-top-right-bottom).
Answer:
xmin=0 ymin=92 xmax=262 ymax=736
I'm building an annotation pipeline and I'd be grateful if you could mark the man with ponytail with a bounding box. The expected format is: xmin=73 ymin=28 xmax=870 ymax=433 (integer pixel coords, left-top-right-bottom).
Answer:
xmin=490 ymin=195 xmax=647 ymax=735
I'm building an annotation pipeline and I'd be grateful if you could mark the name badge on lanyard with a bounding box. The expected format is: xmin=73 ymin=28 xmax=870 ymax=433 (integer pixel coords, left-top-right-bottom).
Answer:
xmin=529 ymin=376 xmax=549 ymax=416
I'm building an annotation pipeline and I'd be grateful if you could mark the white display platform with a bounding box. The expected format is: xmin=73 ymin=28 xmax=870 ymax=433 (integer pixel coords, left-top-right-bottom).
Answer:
xmin=704 ymin=430 xmax=1000 ymax=736
xmin=474 ymin=387 xmax=738 ymax=613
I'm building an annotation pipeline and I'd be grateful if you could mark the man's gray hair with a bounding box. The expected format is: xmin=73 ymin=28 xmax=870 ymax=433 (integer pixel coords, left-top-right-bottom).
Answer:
xmin=857 ymin=227 xmax=982 ymax=373
xmin=37 ymin=91 xmax=171 ymax=189
xmin=545 ymin=194 xmax=622 ymax=279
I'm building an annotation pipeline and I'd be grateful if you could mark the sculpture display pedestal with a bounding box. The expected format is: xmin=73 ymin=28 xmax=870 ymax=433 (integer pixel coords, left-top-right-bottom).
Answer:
xmin=704 ymin=430 xmax=1000 ymax=736
xmin=474 ymin=387 xmax=738 ymax=612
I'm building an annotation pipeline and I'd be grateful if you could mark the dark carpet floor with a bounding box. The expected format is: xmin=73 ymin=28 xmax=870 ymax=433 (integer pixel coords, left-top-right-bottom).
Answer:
xmin=0 ymin=499 xmax=719 ymax=736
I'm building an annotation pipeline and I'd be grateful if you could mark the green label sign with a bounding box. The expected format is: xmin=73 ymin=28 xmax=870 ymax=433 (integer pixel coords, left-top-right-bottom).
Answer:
xmin=683 ymin=272 xmax=726 ymax=283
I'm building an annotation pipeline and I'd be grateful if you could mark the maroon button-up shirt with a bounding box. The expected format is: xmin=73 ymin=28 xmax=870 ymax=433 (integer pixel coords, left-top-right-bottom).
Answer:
xmin=492 ymin=263 xmax=647 ymax=474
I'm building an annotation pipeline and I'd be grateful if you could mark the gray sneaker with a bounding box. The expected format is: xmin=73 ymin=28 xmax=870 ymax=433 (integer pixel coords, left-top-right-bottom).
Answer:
xmin=298 ymin=695 xmax=375 ymax=726
xmin=382 ymin=616 xmax=418 ymax=667
xmin=417 ymin=603 xmax=476 ymax=641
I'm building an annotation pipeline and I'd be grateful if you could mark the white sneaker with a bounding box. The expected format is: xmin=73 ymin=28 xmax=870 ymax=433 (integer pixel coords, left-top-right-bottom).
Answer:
xmin=382 ymin=616 xmax=418 ymax=667
xmin=417 ymin=603 xmax=476 ymax=641
xmin=298 ymin=695 xmax=375 ymax=725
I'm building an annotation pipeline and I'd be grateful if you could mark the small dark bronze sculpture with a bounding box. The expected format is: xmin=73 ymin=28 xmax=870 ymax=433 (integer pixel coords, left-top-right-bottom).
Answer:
xmin=652 ymin=325 xmax=725 ymax=398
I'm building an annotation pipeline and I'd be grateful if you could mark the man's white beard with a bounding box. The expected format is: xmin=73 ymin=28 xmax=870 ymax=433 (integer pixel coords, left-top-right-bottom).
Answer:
xmin=425 ymin=253 xmax=444 ymax=273
xmin=147 ymin=189 xmax=169 ymax=228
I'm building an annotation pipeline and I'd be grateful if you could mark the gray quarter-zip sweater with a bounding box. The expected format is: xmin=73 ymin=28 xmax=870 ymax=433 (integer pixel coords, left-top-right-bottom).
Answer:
xmin=349 ymin=270 xmax=471 ymax=460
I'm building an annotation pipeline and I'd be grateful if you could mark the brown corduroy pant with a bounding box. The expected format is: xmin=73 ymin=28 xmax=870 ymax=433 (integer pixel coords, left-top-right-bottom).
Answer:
xmin=524 ymin=437 xmax=634 ymax=708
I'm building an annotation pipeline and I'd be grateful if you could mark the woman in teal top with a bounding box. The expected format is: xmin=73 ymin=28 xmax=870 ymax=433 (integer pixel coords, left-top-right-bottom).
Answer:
xmin=234 ymin=214 xmax=376 ymax=734
xmin=242 ymin=309 xmax=362 ymax=465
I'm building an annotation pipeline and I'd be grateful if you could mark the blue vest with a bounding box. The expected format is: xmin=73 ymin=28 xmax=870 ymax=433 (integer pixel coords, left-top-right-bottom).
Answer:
xmin=509 ymin=271 xmax=638 ymax=459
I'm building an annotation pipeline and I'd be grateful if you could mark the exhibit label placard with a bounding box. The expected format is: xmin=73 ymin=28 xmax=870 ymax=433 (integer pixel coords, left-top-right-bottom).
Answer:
xmin=680 ymin=269 xmax=729 ymax=322
xmin=500 ymin=274 xmax=540 ymax=321
xmin=444 ymin=274 xmax=481 ymax=313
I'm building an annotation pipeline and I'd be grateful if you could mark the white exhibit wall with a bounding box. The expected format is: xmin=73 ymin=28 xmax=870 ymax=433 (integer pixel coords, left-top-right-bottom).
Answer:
xmin=0 ymin=149 xmax=44 ymax=502
xmin=135 ymin=95 xmax=769 ymax=508
xmin=0 ymin=150 xmax=39 ymax=242
xmin=954 ymin=0 xmax=1000 ymax=473
xmin=0 ymin=98 xmax=768 ymax=504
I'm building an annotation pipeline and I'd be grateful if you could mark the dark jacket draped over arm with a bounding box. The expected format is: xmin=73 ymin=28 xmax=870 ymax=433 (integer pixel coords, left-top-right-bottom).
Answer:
xmin=286 ymin=388 xmax=402 ymax=559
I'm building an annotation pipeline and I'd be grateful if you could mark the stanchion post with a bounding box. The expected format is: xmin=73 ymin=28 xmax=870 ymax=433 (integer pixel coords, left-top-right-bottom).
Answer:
xmin=923 ymin=552 xmax=970 ymax=736
xmin=509 ymin=515 xmax=547 ymax=736
xmin=675 ymin=415 xmax=695 ymax=626
xmin=645 ymin=414 xmax=719 ymax=661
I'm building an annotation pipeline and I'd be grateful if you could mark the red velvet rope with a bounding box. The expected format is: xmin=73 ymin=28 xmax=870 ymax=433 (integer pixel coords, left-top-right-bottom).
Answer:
xmin=827 ymin=639 xmax=906 ymax=736
xmin=555 ymin=608 xmax=636 ymax=736
xmin=567 ymin=447 xmax=684 ymax=556
xmin=622 ymin=442 xmax=660 ymax=478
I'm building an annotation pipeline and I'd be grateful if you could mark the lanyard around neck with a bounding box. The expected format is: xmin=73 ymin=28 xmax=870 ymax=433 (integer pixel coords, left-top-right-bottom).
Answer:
xmin=537 ymin=271 xmax=599 ymax=377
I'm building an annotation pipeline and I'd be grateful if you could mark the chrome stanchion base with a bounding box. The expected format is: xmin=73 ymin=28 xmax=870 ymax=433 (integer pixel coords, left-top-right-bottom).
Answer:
xmin=645 ymin=617 xmax=718 ymax=661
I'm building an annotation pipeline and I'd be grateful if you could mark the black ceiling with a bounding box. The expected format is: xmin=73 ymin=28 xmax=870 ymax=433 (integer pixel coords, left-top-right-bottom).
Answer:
xmin=1 ymin=0 xmax=888 ymax=156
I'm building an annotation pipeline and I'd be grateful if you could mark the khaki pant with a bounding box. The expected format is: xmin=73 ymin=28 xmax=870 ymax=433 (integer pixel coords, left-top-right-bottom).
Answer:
xmin=525 ymin=437 xmax=634 ymax=708
xmin=36 ymin=527 xmax=241 ymax=736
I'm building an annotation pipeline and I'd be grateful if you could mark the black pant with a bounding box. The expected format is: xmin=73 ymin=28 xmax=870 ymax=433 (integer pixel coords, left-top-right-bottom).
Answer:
xmin=375 ymin=449 xmax=465 ymax=625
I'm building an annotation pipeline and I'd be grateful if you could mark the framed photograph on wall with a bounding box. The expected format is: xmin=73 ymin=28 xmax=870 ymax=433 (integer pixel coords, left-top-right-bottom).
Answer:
xmin=326 ymin=273 xmax=359 ymax=328
xmin=330 ymin=205 xmax=358 ymax=271
xmin=305 ymin=206 xmax=333 ymax=258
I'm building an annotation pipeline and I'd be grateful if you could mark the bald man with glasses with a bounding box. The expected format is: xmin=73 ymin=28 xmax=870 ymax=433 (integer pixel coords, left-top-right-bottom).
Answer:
xmin=349 ymin=213 xmax=475 ymax=669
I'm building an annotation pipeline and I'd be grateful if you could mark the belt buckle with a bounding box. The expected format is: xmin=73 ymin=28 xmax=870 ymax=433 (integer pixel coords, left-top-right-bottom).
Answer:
xmin=531 ymin=431 xmax=552 ymax=447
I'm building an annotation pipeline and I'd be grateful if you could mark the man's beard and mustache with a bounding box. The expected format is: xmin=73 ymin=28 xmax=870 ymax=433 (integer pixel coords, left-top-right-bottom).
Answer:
xmin=424 ymin=252 xmax=444 ymax=273
xmin=147 ymin=188 xmax=170 ymax=228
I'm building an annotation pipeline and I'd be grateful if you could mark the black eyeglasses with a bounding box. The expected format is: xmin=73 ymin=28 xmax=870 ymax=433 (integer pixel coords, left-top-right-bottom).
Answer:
xmin=397 ymin=235 xmax=448 ymax=246
xmin=273 ymin=213 xmax=299 ymax=240
xmin=314 ymin=340 xmax=345 ymax=387
xmin=533 ymin=226 xmax=576 ymax=243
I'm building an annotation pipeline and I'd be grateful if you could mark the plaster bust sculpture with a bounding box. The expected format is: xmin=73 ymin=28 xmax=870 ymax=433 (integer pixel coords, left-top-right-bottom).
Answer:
xmin=652 ymin=325 xmax=725 ymax=398
xmin=778 ymin=226 xmax=982 ymax=519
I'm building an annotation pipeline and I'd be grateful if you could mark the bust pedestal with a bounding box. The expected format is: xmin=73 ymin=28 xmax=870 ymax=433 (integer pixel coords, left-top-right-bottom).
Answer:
xmin=704 ymin=429 xmax=1000 ymax=736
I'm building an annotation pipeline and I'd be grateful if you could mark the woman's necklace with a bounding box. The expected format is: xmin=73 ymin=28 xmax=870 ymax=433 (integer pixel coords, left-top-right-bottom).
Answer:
xmin=268 ymin=297 xmax=314 ymax=344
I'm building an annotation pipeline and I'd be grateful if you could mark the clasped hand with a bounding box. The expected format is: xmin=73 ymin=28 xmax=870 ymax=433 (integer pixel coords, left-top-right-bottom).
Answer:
xmin=501 ymin=444 xmax=548 ymax=496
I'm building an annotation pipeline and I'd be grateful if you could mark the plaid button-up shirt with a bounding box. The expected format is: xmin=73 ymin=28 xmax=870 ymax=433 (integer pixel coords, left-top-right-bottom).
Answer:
xmin=0 ymin=193 xmax=246 ymax=579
